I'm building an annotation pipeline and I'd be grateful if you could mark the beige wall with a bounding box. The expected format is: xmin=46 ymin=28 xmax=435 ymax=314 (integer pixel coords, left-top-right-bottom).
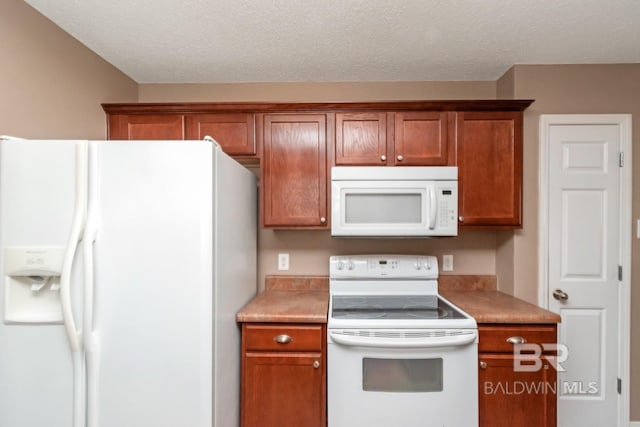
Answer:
xmin=258 ymin=229 xmax=497 ymax=289
xmin=506 ymin=64 xmax=640 ymax=419
xmin=0 ymin=0 xmax=137 ymax=139
xmin=140 ymin=73 xmax=640 ymax=421
xmin=4 ymin=1 xmax=640 ymax=420
xmin=139 ymin=81 xmax=502 ymax=290
xmin=138 ymin=81 xmax=495 ymax=102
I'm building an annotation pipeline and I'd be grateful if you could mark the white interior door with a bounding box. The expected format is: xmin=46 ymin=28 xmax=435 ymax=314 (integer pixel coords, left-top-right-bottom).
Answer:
xmin=541 ymin=115 xmax=631 ymax=427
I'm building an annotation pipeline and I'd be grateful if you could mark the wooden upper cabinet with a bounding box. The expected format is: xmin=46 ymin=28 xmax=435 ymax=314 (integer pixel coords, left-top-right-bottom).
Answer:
xmin=334 ymin=111 xmax=450 ymax=166
xmin=185 ymin=113 xmax=256 ymax=156
xmin=261 ymin=113 xmax=329 ymax=228
xmin=392 ymin=111 xmax=450 ymax=166
xmin=107 ymin=114 xmax=185 ymax=140
xmin=456 ymin=111 xmax=523 ymax=227
xmin=335 ymin=112 xmax=387 ymax=165
xmin=102 ymin=101 xmax=532 ymax=229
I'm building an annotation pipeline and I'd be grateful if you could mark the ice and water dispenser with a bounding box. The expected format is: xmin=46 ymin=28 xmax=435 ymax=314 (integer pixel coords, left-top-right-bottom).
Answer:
xmin=3 ymin=247 xmax=65 ymax=323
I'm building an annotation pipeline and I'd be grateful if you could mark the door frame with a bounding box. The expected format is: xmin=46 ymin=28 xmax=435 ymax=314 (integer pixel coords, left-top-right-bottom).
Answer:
xmin=538 ymin=114 xmax=632 ymax=426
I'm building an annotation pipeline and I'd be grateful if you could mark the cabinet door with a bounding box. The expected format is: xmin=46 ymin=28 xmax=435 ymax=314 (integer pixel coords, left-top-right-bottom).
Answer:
xmin=242 ymin=353 xmax=325 ymax=427
xmin=392 ymin=111 xmax=450 ymax=165
xmin=456 ymin=111 xmax=523 ymax=227
xmin=479 ymin=354 xmax=557 ymax=427
xmin=185 ymin=113 xmax=256 ymax=156
xmin=261 ymin=114 xmax=329 ymax=228
xmin=335 ymin=112 xmax=387 ymax=165
xmin=107 ymin=114 xmax=185 ymax=140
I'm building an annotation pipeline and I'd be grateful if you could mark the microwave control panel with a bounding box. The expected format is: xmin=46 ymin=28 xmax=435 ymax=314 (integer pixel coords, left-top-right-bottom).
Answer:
xmin=436 ymin=187 xmax=457 ymax=228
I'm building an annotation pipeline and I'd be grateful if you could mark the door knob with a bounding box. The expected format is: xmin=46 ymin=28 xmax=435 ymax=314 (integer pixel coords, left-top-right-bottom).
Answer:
xmin=553 ymin=289 xmax=569 ymax=301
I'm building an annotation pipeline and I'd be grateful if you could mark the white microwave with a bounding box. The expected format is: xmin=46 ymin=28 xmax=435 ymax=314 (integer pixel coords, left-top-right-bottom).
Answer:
xmin=331 ymin=166 xmax=458 ymax=237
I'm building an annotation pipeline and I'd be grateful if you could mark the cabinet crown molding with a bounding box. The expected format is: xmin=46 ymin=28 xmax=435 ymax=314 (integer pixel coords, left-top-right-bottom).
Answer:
xmin=102 ymin=100 xmax=534 ymax=115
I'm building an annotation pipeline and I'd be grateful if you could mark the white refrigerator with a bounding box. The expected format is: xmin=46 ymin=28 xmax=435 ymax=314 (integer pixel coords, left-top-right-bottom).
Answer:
xmin=0 ymin=139 xmax=257 ymax=427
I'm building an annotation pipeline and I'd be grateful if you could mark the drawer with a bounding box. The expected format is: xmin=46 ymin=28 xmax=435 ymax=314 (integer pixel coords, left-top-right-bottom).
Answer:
xmin=243 ymin=324 xmax=324 ymax=352
xmin=478 ymin=324 xmax=557 ymax=353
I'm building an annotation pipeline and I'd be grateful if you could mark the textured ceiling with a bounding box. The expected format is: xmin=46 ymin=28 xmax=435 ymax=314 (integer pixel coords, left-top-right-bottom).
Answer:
xmin=24 ymin=0 xmax=640 ymax=83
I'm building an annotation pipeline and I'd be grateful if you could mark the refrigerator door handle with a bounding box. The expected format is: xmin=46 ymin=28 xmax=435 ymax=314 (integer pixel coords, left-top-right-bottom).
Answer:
xmin=84 ymin=143 xmax=99 ymax=427
xmin=60 ymin=142 xmax=88 ymax=352
xmin=60 ymin=142 xmax=88 ymax=427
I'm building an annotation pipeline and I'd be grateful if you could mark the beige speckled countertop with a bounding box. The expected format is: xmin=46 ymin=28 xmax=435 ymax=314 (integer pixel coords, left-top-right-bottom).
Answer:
xmin=236 ymin=275 xmax=560 ymax=325
xmin=236 ymin=276 xmax=329 ymax=323
xmin=437 ymin=275 xmax=560 ymax=324
xmin=442 ymin=290 xmax=561 ymax=324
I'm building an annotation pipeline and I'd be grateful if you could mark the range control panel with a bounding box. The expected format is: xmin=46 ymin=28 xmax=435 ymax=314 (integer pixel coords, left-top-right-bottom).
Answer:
xmin=329 ymin=255 xmax=439 ymax=279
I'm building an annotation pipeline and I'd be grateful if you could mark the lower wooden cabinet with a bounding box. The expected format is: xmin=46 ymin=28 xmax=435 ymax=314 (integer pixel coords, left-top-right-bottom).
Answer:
xmin=241 ymin=323 xmax=326 ymax=427
xmin=478 ymin=324 xmax=558 ymax=427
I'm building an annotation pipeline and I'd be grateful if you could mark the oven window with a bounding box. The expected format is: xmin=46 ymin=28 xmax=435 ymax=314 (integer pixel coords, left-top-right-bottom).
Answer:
xmin=362 ymin=358 xmax=443 ymax=392
xmin=345 ymin=193 xmax=422 ymax=224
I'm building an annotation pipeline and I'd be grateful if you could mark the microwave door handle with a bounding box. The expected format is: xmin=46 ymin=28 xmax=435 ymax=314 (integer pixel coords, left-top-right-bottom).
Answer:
xmin=428 ymin=186 xmax=437 ymax=230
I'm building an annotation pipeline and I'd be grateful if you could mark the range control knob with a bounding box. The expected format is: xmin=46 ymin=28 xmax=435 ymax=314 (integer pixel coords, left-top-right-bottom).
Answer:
xmin=347 ymin=262 xmax=355 ymax=270
xmin=414 ymin=262 xmax=422 ymax=270
xmin=423 ymin=260 xmax=432 ymax=270
xmin=336 ymin=261 xmax=345 ymax=270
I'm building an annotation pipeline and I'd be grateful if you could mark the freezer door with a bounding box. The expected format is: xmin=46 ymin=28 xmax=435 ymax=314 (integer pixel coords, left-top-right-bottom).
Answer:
xmin=0 ymin=140 xmax=84 ymax=427
xmin=93 ymin=142 xmax=215 ymax=427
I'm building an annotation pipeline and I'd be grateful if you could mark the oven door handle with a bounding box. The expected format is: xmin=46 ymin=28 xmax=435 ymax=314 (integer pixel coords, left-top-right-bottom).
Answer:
xmin=329 ymin=330 xmax=477 ymax=349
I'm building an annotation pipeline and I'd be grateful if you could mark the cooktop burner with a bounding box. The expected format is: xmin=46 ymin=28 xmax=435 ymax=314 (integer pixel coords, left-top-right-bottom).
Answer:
xmin=328 ymin=255 xmax=477 ymax=329
xmin=331 ymin=295 xmax=466 ymax=321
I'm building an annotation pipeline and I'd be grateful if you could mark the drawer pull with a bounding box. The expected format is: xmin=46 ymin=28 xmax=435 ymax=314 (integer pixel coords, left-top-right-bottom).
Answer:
xmin=506 ymin=336 xmax=527 ymax=345
xmin=274 ymin=334 xmax=293 ymax=344
xmin=313 ymin=360 xmax=320 ymax=369
xmin=479 ymin=360 xmax=487 ymax=369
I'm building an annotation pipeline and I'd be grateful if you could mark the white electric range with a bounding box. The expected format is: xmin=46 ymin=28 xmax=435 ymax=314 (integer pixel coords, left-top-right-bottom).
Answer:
xmin=327 ymin=255 xmax=478 ymax=427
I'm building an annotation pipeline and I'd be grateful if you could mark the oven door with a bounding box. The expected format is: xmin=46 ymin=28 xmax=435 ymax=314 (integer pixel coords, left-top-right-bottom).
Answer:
xmin=327 ymin=329 xmax=478 ymax=427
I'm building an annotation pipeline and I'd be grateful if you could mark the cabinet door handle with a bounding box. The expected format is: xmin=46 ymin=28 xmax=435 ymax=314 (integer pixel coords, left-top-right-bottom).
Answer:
xmin=479 ymin=361 xmax=487 ymax=369
xmin=458 ymin=216 xmax=464 ymax=222
xmin=396 ymin=155 xmax=404 ymax=161
xmin=320 ymin=217 xmax=327 ymax=224
xmin=313 ymin=360 xmax=320 ymax=369
xmin=506 ymin=336 xmax=527 ymax=345
xmin=380 ymin=155 xmax=387 ymax=161
xmin=274 ymin=334 xmax=292 ymax=344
